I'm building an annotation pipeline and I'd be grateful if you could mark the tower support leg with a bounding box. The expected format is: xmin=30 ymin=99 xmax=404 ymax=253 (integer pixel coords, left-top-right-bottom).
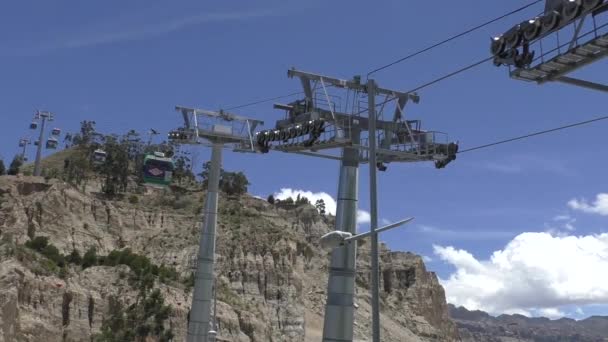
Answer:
xmin=322 ymin=137 xmax=360 ymax=342
xmin=188 ymin=143 xmax=222 ymax=342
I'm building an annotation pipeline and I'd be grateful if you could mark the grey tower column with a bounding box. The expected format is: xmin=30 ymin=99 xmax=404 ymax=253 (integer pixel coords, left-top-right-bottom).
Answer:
xmin=33 ymin=116 xmax=47 ymax=177
xmin=322 ymin=133 xmax=360 ymax=342
xmin=188 ymin=143 xmax=222 ymax=342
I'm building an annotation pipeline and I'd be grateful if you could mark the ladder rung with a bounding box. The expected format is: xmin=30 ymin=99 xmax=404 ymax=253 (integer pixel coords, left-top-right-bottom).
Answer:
xmin=557 ymin=53 xmax=583 ymax=63
xmin=577 ymin=46 xmax=602 ymax=54
xmin=596 ymin=37 xmax=608 ymax=46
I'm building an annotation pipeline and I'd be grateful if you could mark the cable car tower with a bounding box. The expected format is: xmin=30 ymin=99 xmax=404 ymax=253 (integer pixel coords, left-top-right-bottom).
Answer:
xmin=29 ymin=110 xmax=61 ymax=177
xmin=168 ymin=106 xmax=263 ymax=342
xmin=252 ymin=68 xmax=458 ymax=342
xmin=492 ymin=0 xmax=608 ymax=92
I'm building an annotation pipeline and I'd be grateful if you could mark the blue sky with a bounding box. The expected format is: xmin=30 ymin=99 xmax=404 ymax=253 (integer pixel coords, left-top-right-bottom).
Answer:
xmin=2 ymin=0 xmax=608 ymax=318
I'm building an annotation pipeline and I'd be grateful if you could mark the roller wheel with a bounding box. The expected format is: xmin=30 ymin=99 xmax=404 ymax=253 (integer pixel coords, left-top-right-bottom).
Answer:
xmin=504 ymin=26 xmax=523 ymax=49
xmin=491 ymin=37 xmax=505 ymax=56
xmin=583 ymin=0 xmax=604 ymax=11
xmin=541 ymin=11 xmax=560 ymax=34
xmin=523 ymin=19 xmax=542 ymax=42
xmin=562 ymin=0 xmax=582 ymax=23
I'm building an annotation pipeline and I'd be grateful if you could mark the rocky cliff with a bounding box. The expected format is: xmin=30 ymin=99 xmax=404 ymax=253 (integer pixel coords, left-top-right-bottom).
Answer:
xmin=0 ymin=175 xmax=459 ymax=342
xmin=449 ymin=305 xmax=608 ymax=342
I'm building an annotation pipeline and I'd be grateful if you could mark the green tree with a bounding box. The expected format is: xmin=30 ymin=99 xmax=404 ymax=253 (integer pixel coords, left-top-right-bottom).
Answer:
xmin=100 ymin=136 xmax=130 ymax=196
xmin=220 ymin=171 xmax=250 ymax=196
xmin=66 ymin=249 xmax=82 ymax=265
xmin=315 ymin=199 xmax=326 ymax=215
xmin=25 ymin=236 xmax=49 ymax=251
xmin=0 ymin=159 xmax=6 ymax=175
xmin=63 ymin=149 xmax=91 ymax=188
xmin=7 ymin=155 xmax=23 ymax=176
xmin=199 ymin=161 xmax=224 ymax=189
xmin=42 ymin=244 xmax=65 ymax=267
xmin=172 ymin=154 xmax=194 ymax=185
xmin=296 ymin=194 xmax=310 ymax=206
xmin=82 ymin=247 xmax=98 ymax=269
xmin=72 ymin=120 xmax=97 ymax=146
xmin=267 ymin=194 xmax=276 ymax=204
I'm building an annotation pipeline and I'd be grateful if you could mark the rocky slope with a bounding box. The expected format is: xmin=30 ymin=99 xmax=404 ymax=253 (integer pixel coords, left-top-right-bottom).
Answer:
xmin=449 ymin=305 xmax=608 ymax=342
xmin=0 ymin=175 xmax=459 ymax=341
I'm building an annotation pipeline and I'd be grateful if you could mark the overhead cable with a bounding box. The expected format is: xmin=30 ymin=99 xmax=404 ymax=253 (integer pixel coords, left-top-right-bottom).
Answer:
xmin=223 ymin=91 xmax=303 ymax=111
xmin=458 ymin=115 xmax=608 ymax=154
xmin=366 ymin=0 xmax=543 ymax=76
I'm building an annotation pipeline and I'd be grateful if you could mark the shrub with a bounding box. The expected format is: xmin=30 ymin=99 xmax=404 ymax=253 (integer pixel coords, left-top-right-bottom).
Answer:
xmin=128 ymin=195 xmax=139 ymax=204
xmin=42 ymin=244 xmax=65 ymax=267
xmin=82 ymin=247 xmax=98 ymax=269
xmin=66 ymin=249 xmax=82 ymax=265
xmin=25 ymin=236 xmax=49 ymax=252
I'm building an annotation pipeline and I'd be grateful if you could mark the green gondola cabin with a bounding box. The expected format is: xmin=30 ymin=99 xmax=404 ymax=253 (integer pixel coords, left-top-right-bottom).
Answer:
xmin=142 ymin=152 xmax=174 ymax=186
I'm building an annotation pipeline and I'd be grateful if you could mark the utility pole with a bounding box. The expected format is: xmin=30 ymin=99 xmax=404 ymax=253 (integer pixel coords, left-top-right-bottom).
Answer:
xmin=33 ymin=110 xmax=54 ymax=177
xmin=322 ymin=128 xmax=360 ymax=342
xmin=169 ymin=106 xmax=262 ymax=342
xmin=367 ymin=78 xmax=381 ymax=342
xmin=188 ymin=142 xmax=222 ymax=342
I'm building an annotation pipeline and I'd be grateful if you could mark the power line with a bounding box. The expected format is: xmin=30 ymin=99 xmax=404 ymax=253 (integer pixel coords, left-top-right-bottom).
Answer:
xmin=223 ymin=91 xmax=303 ymax=111
xmin=406 ymin=55 xmax=494 ymax=93
xmin=458 ymin=115 xmax=608 ymax=154
xmin=366 ymin=0 xmax=542 ymax=76
xmin=354 ymin=54 xmax=494 ymax=116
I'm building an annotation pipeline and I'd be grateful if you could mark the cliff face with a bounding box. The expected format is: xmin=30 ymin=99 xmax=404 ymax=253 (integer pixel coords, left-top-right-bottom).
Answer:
xmin=449 ymin=305 xmax=608 ymax=342
xmin=0 ymin=175 xmax=459 ymax=342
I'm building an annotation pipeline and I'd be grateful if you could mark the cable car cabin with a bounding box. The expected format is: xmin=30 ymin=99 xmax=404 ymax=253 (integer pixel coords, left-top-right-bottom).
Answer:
xmin=142 ymin=152 xmax=174 ymax=186
xmin=51 ymin=128 xmax=61 ymax=136
xmin=92 ymin=149 xmax=107 ymax=165
xmin=30 ymin=122 xmax=38 ymax=130
xmin=46 ymin=138 xmax=58 ymax=149
xmin=34 ymin=140 xmax=40 ymax=146
xmin=18 ymin=140 xmax=27 ymax=147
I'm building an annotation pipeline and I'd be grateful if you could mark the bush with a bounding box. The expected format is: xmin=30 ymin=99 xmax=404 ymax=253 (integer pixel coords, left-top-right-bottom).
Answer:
xmin=25 ymin=236 xmax=49 ymax=252
xmin=42 ymin=244 xmax=65 ymax=267
xmin=82 ymin=247 xmax=98 ymax=269
xmin=66 ymin=249 xmax=82 ymax=265
xmin=128 ymin=195 xmax=139 ymax=204
xmin=7 ymin=155 xmax=23 ymax=176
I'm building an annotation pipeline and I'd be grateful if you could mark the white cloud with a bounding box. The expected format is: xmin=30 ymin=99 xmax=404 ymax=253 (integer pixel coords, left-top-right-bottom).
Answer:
xmin=274 ymin=188 xmax=337 ymax=214
xmin=357 ymin=210 xmax=371 ymax=224
xmin=65 ymin=9 xmax=283 ymax=48
xmin=435 ymin=232 xmax=608 ymax=317
xmin=422 ymin=255 xmax=433 ymax=263
xmin=554 ymin=215 xmax=572 ymax=221
xmin=381 ymin=218 xmax=392 ymax=225
xmin=477 ymin=155 xmax=573 ymax=176
xmin=538 ymin=308 xmax=566 ymax=319
xmin=5 ymin=7 xmax=292 ymax=56
xmin=545 ymin=215 xmax=576 ymax=234
xmin=569 ymin=193 xmax=608 ymax=216
xmin=415 ymin=224 xmax=515 ymax=241
xmin=273 ymin=188 xmax=371 ymax=224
